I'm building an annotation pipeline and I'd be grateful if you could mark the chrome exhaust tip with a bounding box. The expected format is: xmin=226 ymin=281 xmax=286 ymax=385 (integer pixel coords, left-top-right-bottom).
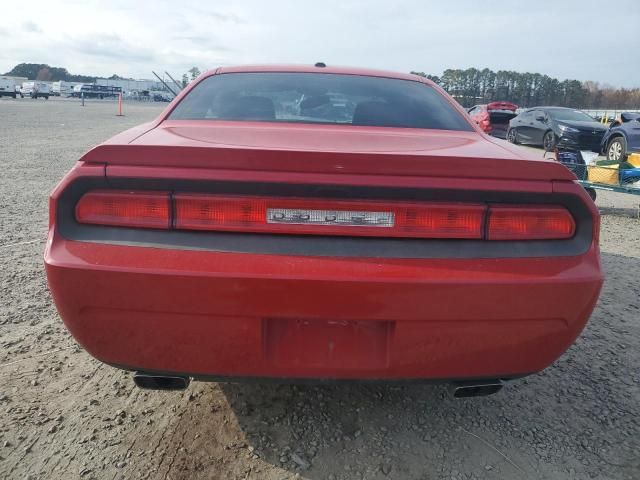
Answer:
xmin=451 ymin=380 xmax=503 ymax=398
xmin=133 ymin=373 xmax=190 ymax=391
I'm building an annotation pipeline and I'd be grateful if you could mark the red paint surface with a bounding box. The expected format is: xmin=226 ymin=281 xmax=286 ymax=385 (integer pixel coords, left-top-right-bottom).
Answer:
xmin=45 ymin=233 xmax=602 ymax=379
xmin=44 ymin=65 xmax=603 ymax=380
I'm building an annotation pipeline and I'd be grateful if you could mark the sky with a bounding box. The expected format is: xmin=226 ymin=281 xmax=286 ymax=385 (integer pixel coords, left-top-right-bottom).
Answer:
xmin=0 ymin=0 xmax=638 ymax=87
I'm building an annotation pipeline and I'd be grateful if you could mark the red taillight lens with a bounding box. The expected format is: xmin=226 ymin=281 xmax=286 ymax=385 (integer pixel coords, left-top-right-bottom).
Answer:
xmin=174 ymin=194 xmax=485 ymax=239
xmin=75 ymin=190 xmax=170 ymax=229
xmin=74 ymin=190 xmax=577 ymax=242
xmin=487 ymin=205 xmax=575 ymax=240
xmin=174 ymin=195 xmax=265 ymax=232
xmin=487 ymin=101 xmax=518 ymax=111
xmin=395 ymin=203 xmax=485 ymax=239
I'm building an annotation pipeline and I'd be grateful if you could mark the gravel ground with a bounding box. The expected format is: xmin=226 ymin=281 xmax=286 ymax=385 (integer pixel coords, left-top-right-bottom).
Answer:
xmin=0 ymin=97 xmax=639 ymax=480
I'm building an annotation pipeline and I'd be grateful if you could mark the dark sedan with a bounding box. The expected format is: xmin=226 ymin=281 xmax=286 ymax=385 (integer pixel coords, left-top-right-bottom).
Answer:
xmin=601 ymin=112 xmax=640 ymax=161
xmin=507 ymin=107 xmax=608 ymax=152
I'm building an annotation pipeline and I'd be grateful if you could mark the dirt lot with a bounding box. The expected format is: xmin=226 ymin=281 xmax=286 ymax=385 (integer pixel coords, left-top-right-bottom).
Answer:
xmin=1 ymin=97 xmax=639 ymax=480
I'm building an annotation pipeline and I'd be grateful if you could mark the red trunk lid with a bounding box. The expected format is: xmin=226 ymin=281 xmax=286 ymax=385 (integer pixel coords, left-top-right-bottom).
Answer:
xmin=83 ymin=121 xmax=574 ymax=182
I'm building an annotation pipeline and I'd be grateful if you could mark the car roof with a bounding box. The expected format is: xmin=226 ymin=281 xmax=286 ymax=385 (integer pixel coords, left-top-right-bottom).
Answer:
xmin=212 ymin=64 xmax=430 ymax=84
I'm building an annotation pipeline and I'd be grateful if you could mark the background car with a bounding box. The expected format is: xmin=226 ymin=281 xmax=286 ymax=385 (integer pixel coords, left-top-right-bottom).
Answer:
xmin=507 ymin=106 xmax=608 ymax=152
xmin=601 ymin=112 xmax=640 ymax=161
xmin=467 ymin=101 xmax=518 ymax=139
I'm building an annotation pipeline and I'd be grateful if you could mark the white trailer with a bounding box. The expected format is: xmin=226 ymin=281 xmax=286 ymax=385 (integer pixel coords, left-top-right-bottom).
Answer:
xmin=52 ymin=81 xmax=83 ymax=97
xmin=0 ymin=76 xmax=18 ymax=98
xmin=22 ymin=81 xmax=51 ymax=99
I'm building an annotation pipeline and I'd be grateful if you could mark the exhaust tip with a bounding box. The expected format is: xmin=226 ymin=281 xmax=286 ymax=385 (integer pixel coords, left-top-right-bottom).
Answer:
xmin=133 ymin=373 xmax=190 ymax=391
xmin=452 ymin=380 xmax=503 ymax=398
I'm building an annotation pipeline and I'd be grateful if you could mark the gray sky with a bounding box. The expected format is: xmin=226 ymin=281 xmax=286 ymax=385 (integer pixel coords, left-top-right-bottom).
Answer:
xmin=1 ymin=0 xmax=638 ymax=87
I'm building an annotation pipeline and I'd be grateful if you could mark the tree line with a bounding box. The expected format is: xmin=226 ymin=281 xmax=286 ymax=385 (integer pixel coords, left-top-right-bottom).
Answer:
xmin=4 ymin=63 xmax=96 ymax=83
xmin=410 ymin=68 xmax=640 ymax=109
xmin=5 ymin=63 xmax=639 ymax=109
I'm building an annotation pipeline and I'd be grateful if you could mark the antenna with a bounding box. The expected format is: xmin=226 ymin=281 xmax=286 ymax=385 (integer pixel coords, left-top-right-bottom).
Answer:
xmin=152 ymin=71 xmax=177 ymax=96
xmin=165 ymin=71 xmax=183 ymax=92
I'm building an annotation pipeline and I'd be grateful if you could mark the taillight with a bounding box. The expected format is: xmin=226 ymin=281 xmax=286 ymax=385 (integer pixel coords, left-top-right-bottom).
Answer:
xmin=174 ymin=194 xmax=485 ymax=239
xmin=487 ymin=101 xmax=518 ymax=111
xmin=487 ymin=205 xmax=575 ymax=240
xmin=75 ymin=190 xmax=170 ymax=229
xmin=74 ymin=190 xmax=577 ymax=241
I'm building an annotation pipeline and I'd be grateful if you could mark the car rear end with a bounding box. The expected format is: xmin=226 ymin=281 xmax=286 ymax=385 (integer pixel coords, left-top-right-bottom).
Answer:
xmin=0 ymin=77 xmax=17 ymax=98
xmin=45 ymin=68 xmax=603 ymax=390
xmin=485 ymin=102 xmax=518 ymax=139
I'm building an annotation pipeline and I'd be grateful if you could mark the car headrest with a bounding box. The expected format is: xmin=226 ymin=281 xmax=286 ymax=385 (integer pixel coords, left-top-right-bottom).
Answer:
xmin=621 ymin=112 xmax=640 ymax=123
xmin=352 ymin=101 xmax=411 ymax=127
xmin=219 ymin=96 xmax=276 ymax=121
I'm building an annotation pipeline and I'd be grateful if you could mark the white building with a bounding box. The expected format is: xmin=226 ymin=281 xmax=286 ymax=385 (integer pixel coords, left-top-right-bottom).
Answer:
xmin=3 ymin=75 xmax=28 ymax=85
xmin=95 ymin=78 xmax=170 ymax=94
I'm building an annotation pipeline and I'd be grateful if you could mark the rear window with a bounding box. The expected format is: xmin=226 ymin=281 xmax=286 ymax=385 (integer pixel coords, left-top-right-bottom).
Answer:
xmin=168 ymin=72 xmax=473 ymax=131
xmin=548 ymin=109 xmax=595 ymax=122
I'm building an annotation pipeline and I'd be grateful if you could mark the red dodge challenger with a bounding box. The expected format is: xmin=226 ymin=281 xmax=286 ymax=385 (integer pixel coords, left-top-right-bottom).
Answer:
xmin=45 ymin=65 xmax=603 ymax=397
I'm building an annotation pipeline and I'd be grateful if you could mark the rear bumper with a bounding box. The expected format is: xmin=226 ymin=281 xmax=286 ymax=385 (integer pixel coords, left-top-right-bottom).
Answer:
xmin=489 ymin=129 xmax=508 ymax=140
xmin=45 ymin=232 xmax=603 ymax=381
